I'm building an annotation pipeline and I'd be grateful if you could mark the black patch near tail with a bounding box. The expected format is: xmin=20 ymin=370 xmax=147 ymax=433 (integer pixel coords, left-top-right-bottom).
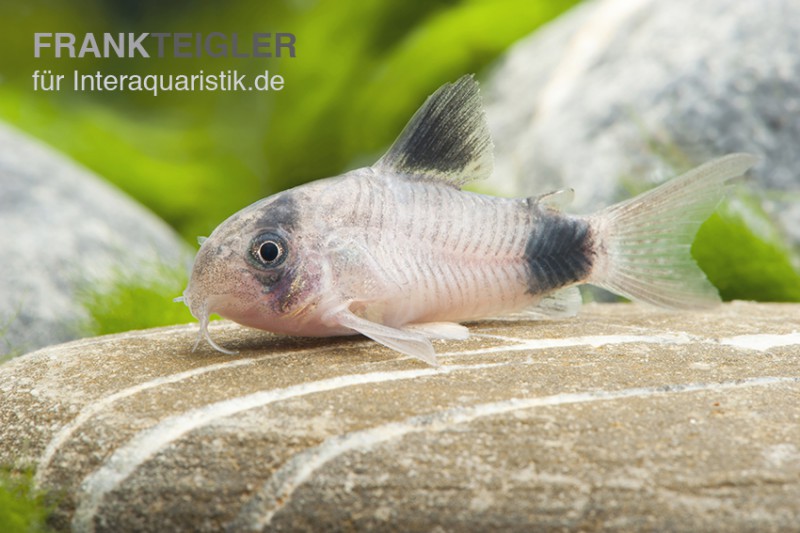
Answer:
xmin=523 ymin=205 xmax=594 ymax=295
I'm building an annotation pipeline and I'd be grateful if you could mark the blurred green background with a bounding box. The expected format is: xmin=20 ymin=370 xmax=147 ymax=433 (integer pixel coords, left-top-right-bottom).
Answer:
xmin=0 ymin=0 xmax=798 ymax=344
xmin=2 ymin=0 xmax=579 ymax=241
xmin=0 ymin=0 xmax=588 ymax=341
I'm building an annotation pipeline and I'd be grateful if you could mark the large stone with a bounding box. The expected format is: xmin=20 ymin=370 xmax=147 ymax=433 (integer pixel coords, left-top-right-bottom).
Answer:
xmin=0 ymin=123 xmax=191 ymax=359
xmin=1 ymin=302 xmax=798 ymax=531
xmin=484 ymin=0 xmax=800 ymax=244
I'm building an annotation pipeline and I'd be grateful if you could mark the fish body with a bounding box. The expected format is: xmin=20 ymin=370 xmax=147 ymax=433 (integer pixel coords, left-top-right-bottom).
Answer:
xmin=181 ymin=76 xmax=756 ymax=365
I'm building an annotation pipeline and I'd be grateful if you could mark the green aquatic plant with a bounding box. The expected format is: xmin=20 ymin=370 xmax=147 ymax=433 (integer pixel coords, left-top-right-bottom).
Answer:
xmin=628 ymin=130 xmax=800 ymax=303
xmin=0 ymin=468 xmax=52 ymax=533
xmin=77 ymin=262 xmax=196 ymax=337
xmin=0 ymin=0 xmax=580 ymax=241
xmin=694 ymin=190 xmax=800 ymax=302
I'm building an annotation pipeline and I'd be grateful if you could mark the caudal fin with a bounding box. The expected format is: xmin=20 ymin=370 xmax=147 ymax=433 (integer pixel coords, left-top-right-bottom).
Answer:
xmin=588 ymin=153 xmax=758 ymax=309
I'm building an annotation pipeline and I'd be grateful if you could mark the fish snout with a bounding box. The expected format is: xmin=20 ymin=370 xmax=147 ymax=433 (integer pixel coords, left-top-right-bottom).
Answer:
xmin=182 ymin=239 xmax=237 ymax=320
xmin=178 ymin=285 xmax=205 ymax=322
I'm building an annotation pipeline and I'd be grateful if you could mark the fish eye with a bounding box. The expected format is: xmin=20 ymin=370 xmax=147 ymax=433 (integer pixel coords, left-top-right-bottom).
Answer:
xmin=249 ymin=233 xmax=287 ymax=268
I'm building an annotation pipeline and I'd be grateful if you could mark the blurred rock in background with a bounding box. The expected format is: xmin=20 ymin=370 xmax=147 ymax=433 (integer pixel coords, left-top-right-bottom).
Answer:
xmin=0 ymin=123 xmax=192 ymax=359
xmin=485 ymin=0 xmax=800 ymax=250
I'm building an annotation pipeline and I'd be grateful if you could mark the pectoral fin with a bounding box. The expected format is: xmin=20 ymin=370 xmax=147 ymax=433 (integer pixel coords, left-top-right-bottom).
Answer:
xmin=333 ymin=309 xmax=439 ymax=366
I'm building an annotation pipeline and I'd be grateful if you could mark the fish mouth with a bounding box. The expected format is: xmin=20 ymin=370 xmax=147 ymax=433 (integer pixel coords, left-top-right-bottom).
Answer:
xmin=175 ymin=290 xmax=237 ymax=355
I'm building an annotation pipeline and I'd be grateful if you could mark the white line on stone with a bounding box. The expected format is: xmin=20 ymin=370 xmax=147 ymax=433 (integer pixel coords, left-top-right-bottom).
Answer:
xmin=35 ymin=357 xmax=259 ymax=486
xmin=442 ymin=332 xmax=697 ymax=357
xmin=450 ymin=331 xmax=800 ymax=358
xmin=40 ymin=323 xmax=208 ymax=353
xmin=43 ymin=334 xmax=686 ymax=486
xmin=66 ymin=329 xmax=800 ymax=531
xmin=36 ymin=320 xmax=242 ymax=359
xmin=70 ymin=362 xmax=503 ymax=533
xmin=229 ymin=376 xmax=800 ymax=531
xmin=36 ymin=342 xmax=334 ymax=486
xmin=719 ymin=331 xmax=800 ymax=351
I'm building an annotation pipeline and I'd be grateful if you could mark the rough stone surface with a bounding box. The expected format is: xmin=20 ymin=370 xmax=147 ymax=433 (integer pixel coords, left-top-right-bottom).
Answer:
xmin=484 ymin=0 xmax=800 ymax=245
xmin=1 ymin=302 xmax=799 ymax=532
xmin=0 ymin=122 xmax=192 ymax=358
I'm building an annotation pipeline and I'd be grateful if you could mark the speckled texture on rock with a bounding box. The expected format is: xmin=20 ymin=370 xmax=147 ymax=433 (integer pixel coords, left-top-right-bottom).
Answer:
xmin=484 ymin=0 xmax=800 ymax=246
xmin=0 ymin=123 xmax=192 ymax=358
xmin=0 ymin=302 xmax=798 ymax=532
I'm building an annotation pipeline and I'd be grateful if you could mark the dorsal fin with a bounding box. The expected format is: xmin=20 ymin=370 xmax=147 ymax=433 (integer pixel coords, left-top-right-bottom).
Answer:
xmin=534 ymin=188 xmax=575 ymax=210
xmin=373 ymin=75 xmax=494 ymax=188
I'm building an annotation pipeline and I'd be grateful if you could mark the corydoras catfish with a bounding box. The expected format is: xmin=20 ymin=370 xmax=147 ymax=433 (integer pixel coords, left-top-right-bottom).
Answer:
xmin=179 ymin=75 xmax=756 ymax=366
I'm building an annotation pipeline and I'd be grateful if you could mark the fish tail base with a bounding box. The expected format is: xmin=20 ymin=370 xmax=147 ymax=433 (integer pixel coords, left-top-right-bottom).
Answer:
xmin=586 ymin=153 xmax=757 ymax=309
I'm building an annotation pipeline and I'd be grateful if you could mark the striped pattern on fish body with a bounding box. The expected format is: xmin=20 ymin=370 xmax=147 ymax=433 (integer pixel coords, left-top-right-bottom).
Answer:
xmin=181 ymin=75 xmax=757 ymax=365
xmin=297 ymin=170 xmax=590 ymax=329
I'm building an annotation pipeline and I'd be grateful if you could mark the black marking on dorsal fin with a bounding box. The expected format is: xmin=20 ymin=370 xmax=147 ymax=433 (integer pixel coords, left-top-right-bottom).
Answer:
xmin=373 ymin=75 xmax=493 ymax=189
xmin=524 ymin=201 xmax=595 ymax=295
